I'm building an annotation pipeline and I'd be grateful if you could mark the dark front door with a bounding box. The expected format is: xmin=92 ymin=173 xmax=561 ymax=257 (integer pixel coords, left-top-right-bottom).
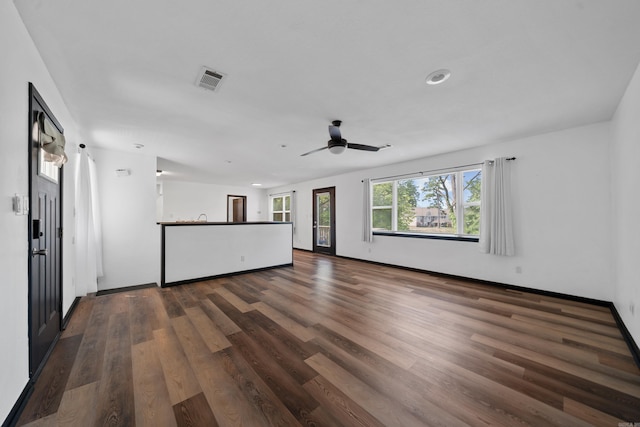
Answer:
xmin=28 ymin=84 xmax=63 ymax=378
xmin=312 ymin=187 xmax=336 ymax=256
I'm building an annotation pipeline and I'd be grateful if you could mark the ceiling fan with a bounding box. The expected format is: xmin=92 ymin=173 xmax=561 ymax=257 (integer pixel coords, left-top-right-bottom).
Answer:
xmin=301 ymin=120 xmax=388 ymax=156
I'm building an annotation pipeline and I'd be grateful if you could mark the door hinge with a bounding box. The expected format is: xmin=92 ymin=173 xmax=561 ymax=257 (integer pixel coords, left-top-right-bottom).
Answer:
xmin=58 ymin=227 xmax=63 ymax=238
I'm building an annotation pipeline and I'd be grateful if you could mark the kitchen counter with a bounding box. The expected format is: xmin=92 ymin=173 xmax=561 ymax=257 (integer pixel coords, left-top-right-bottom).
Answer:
xmin=160 ymin=222 xmax=293 ymax=287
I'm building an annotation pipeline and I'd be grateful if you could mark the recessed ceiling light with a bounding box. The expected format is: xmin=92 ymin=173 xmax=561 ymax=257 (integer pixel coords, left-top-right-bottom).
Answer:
xmin=133 ymin=143 xmax=144 ymax=149
xmin=252 ymin=183 xmax=262 ymax=187
xmin=426 ymin=69 xmax=451 ymax=85
xmin=280 ymin=144 xmax=287 ymax=148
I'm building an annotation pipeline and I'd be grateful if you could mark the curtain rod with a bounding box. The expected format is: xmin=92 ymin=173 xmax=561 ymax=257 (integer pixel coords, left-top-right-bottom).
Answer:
xmin=78 ymin=143 xmax=96 ymax=161
xmin=366 ymin=157 xmax=516 ymax=183
xmin=269 ymin=190 xmax=296 ymax=197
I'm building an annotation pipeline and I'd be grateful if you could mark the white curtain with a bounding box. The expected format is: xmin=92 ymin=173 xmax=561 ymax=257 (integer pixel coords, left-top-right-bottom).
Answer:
xmin=362 ymin=178 xmax=373 ymax=242
xmin=89 ymin=156 xmax=104 ymax=277
xmin=290 ymin=190 xmax=297 ymax=235
xmin=479 ymin=157 xmax=514 ymax=256
xmin=75 ymin=149 xmax=103 ymax=294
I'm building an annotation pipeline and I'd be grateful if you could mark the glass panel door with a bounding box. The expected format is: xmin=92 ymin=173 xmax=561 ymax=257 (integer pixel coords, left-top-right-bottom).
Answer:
xmin=312 ymin=187 xmax=335 ymax=255
xmin=316 ymin=192 xmax=331 ymax=247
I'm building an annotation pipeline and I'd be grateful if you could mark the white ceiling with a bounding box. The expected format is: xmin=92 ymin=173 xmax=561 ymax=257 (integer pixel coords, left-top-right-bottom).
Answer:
xmin=15 ymin=0 xmax=640 ymax=188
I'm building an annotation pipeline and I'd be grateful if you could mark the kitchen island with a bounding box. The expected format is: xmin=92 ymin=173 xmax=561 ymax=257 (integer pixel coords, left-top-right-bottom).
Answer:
xmin=160 ymin=221 xmax=293 ymax=287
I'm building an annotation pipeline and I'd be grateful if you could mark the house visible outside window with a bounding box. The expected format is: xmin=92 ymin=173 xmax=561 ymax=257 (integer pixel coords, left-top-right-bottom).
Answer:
xmin=271 ymin=195 xmax=291 ymax=222
xmin=371 ymin=168 xmax=481 ymax=238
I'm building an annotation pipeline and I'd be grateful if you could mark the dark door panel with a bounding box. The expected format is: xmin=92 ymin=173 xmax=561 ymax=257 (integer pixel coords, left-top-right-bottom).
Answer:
xmin=227 ymin=195 xmax=247 ymax=223
xmin=28 ymin=84 xmax=63 ymax=378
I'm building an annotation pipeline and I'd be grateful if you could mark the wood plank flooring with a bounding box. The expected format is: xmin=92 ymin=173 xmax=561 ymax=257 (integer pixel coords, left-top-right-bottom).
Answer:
xmin=16 ymin=251 xmax=640 ymax=426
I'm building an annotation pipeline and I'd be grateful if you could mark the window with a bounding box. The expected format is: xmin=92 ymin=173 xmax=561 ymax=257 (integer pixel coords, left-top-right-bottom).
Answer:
xmin=371 ymin=168 xmax=481 ymax=238
xmin=271 ymin=194 xmax=291 ymax=222
xmin=372 ymin=182 xmax=393 ymax=231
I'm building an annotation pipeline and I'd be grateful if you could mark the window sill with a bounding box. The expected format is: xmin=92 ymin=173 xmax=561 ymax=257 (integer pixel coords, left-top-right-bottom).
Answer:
xmin=372 ymin=231 xmax=479 ymax=242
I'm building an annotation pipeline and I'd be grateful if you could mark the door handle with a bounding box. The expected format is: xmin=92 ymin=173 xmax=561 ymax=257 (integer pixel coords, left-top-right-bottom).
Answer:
xmin=32 ymin=248 xmax=48 ymax=257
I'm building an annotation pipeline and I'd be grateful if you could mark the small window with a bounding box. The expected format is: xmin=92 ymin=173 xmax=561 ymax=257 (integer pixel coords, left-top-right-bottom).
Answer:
xmin=271 ymin=195 xmax=291 ymax=222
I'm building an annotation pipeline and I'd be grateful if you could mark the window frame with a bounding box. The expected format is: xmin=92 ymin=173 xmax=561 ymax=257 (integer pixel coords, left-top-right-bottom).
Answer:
xmin=371 ymin=167 xmax=481 ymax=242
xmin=270 ymin=194 xmax=291 ymax=222
xmin=371 ymin=180 xmax=395 ymax=231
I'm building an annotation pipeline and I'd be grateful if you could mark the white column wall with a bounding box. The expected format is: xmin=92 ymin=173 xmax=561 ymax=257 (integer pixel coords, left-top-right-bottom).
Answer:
xmin=93 ymin=147 xmax=161 ymax=291
xmin=612 ymin=61 xmax=640 ymax=343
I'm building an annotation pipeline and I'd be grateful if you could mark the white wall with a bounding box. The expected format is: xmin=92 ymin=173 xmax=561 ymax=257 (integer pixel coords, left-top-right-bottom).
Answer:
xmin=612 ymin=62 xmax=640 ymax=343
xmin=0 ymin=2 xmax=79 ymax=421
xmin=269 ymin=121 xmax=613 ymax=302
xmin=93 ymin=147 xmax=161 ymax=290
xmin=160 ymin=180 xmax=267 ymax=222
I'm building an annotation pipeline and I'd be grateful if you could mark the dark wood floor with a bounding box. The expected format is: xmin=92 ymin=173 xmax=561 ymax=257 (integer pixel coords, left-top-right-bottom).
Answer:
xmin=16 ymin=250 xmax=640 ymax=426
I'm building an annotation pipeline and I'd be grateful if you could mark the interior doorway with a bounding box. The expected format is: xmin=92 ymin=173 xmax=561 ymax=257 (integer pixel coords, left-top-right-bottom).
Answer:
xmin=312 ymin=187 xmax=336 ymax=256
xmin=227 ymin=195 xmax=247 ymax=222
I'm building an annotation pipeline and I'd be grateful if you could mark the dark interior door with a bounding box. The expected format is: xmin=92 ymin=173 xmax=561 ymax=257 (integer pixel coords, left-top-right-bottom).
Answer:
xmin=28 ymin=84 xmax=63 ymax=378
xmin=233 ymin=199 xmax=244 ymax=222
xmin=227 ymin=195 xmax=246 ymax=223
xmin=312 ymin=187 xmax=336 ymax=256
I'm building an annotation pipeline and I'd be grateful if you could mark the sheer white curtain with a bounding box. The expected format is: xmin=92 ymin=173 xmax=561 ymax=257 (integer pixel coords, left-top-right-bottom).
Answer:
xmin=75 ymin=148 xmax=103 ymax=294
xmin=290 ymin=190 xmax=297 ymax=235
xmin=89 ymin=156 xmax=103 ymax=277
xmin=479 ymin=157 xmax=514 ymax=256
xmin=362 ymin=178 xmax=373 ymax=242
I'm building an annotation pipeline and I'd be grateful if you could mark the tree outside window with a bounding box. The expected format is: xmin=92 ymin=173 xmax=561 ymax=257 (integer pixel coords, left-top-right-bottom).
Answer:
xmin=371 ymin=168 xmax=481 ymax=237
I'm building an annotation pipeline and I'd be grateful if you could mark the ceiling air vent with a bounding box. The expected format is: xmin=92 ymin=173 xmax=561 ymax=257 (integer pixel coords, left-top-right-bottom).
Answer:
xmin=196 ymin=66 xmax=225 ymax=92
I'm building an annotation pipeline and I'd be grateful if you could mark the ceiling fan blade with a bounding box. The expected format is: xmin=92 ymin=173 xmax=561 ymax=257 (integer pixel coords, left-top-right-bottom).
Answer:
xmin=300 ymin=146 xmax=329 ymax=156
xmin=347 ymin=143 xmax=380 ymax=152
xmin=328 ymin=125 xmax=342 ymax=141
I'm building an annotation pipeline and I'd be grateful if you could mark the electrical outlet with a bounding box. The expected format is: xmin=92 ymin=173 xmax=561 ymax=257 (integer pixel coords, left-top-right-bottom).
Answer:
xmin=515 ymin=266 xmax=522 ymax=274
xmin=240 ymin=255 xmax=245 ymax=262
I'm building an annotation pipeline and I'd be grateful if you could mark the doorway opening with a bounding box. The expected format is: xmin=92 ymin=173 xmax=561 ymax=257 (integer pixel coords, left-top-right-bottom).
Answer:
xmin=227 ymin=195 xmax=247 ymax=222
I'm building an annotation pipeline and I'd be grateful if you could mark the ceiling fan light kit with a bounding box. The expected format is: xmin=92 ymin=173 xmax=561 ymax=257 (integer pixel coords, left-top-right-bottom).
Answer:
xmin=329 ymin=144 xmax=347 ymax=154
